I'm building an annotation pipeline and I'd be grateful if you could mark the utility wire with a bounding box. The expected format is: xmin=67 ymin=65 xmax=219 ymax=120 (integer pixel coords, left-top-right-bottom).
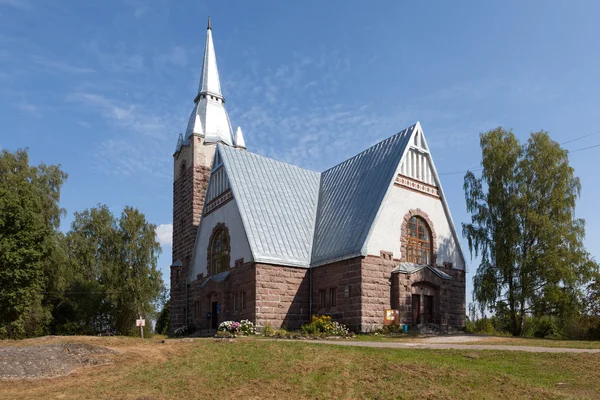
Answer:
xmin=438 ymin=143 xmax=599 ymax=177
xmin=560 ymin=130 xmax=600 ymax=145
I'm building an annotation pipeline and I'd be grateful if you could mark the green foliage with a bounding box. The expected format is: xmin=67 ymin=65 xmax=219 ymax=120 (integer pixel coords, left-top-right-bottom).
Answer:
xmin=155 ymin=299 xmax=171 ymax=335
xmin=0 ymin=149 xmax=67 ymax=338
xmin=301 ymin=315 xmax=350 ymax=337
xmin=463 ymin=128 xmax=599 ymax=336
xmin=55 ymin=205 xmax=165 ymax=336
xmin=263 ymin=323 xmax=274 ymax=337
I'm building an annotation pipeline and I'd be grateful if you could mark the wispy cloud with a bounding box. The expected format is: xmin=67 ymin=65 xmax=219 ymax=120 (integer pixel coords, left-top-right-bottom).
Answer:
xmin=155 ymin=223 xmax=172 ymax=247
xmin=30 ymin=55 xmax=96 ymax=75
xmin=67 ymin=91 xmax=182 ymax=181
xmin=86 ymin=40 xmax=145 ymax=73
xmin=14 ymin=98 xmax=38 ymax=114
xmin=154 ymin=45 xmax=188 ymax=69
xmin=68 ymin=92 xmax=169 ymax=137
xmin=0 ymin=0 xmax=31 ymax=10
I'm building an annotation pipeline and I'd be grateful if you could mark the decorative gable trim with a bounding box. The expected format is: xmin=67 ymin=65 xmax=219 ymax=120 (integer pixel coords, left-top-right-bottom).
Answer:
xmin=204 ymin=189 xmax=233 ymax=216
xmin=394 ymin=174 xmax=440 ymax=198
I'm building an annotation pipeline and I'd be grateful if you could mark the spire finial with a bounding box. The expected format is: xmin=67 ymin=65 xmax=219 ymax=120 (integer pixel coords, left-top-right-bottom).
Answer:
xmin=207 ymin=15 xmax=211 ymax=30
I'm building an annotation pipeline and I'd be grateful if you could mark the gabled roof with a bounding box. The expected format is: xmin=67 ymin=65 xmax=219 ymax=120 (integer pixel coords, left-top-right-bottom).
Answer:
xmin=310 ymin=124 xmax=416 ymax=266
xmin=208 ymin=122 xmax=465 ymax=269
xmin=219 ymin=145 xmax=321 ymax=267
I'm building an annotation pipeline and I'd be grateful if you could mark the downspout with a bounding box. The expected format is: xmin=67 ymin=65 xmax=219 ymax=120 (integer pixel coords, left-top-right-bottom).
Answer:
xmin=309 ymin=266 xmax=313 ymax=320
xmin=185 ymin=281 xmax=189 ymax=326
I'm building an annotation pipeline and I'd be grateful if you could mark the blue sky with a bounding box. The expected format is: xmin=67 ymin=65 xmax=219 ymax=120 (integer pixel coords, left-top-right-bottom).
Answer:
xmin=1 ymin=1 xmax=599 ymax=305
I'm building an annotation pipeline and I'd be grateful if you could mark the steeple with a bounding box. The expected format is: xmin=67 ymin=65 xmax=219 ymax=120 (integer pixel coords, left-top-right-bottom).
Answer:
xmin=183 ymin=18 xmax=235 ymax=147
xmin=195 ymin=16 xmax=222 ymax=102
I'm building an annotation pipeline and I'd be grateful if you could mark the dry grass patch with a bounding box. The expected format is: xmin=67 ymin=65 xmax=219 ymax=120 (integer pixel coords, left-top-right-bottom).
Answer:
xmin=1 ymin=336 xmax=599 ymax=399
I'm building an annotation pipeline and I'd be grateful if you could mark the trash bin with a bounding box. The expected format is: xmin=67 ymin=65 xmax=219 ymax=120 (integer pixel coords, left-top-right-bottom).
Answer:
xmin=402 ymin=324 xmax=409 ymax=333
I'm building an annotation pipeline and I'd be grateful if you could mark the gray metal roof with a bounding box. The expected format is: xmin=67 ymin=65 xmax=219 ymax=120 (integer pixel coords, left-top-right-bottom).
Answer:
xmin=213 ymin=124 xmax=418 ymax=268
xmin=219 ymin=145 xmax=321 ymax=267
xmin=392 ymin=263 xmax=452 ymax=280
xmin=310 ymin=125 xmax=415 ymax=266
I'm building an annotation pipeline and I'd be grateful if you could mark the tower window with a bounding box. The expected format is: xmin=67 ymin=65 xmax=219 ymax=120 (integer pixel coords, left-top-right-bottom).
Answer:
xmin=406 ymin=216 xmax=432 ymax=265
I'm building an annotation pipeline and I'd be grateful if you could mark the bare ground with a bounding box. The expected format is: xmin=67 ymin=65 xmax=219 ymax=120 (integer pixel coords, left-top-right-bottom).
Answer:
xmin=0 ymin=343 xmax=115 ymax=380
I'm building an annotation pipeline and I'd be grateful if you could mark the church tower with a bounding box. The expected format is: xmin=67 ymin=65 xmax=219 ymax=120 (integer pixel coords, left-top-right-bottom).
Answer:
xmin=171 ymin=18 xmax=245 ymax=329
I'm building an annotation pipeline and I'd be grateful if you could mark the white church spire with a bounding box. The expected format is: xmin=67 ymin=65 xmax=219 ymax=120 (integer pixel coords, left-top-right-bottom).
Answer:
xmin=196 ymin=16 xmax=223 ymax=101
xmin=184 ymin=17 xmax=235 ymax=147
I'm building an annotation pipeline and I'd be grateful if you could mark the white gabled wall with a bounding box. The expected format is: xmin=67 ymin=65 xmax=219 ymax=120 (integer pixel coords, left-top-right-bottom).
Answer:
xmin=365 ymin=186 xmax=465 ymax=270
xmin=189 ymin=200 xmax=253 ymax=279
xmin=365 ymin=124 xmax=465 ymax=270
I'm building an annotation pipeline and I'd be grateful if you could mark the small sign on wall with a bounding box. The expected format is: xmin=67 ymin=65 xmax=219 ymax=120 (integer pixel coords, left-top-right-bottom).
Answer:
xmin=383 ymin=309 xmax=400 ymax=326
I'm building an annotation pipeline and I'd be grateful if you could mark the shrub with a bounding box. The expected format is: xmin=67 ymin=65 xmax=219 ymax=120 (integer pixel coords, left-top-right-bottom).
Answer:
xmin=218 ymin=321 xmax=241 ymax=334
xmin=533 ymin=316 xmax=563 ymax=339
xmin=218 ymin=320 xmax=255 ymax=336
xmin=301 ymin=315 xmax=350 ymax=337
xmin=239 ymin=319 xmax=255 ymax=336
xmin=263 ymin=323 xmax=274 ymax=337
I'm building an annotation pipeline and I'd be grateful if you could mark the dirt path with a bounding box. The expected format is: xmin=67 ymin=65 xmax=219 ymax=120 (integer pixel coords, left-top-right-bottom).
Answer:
xmin=301 ymin=339 xmax=600 ymax=353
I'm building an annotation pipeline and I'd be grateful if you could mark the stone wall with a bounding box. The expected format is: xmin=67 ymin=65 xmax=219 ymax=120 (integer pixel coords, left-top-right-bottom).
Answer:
xmin=187 ymin=261 xmax=256 ymax=331
xmin=311 ymin=257 xmax=363 ymax=332
xmin=255 ymin=264 xmax=309 ymax=330
xmin=170 ymin=159 xmax=211 ymax=330
xmin=442 ymin=267 xmax=466 ymax=326
xmin=360 ymin=255 xmax=398 ymax=332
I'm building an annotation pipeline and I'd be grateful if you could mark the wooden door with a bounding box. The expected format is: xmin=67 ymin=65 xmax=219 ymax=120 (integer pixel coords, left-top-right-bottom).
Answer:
xmin=412 ymin=294 xmax=420 ymax=325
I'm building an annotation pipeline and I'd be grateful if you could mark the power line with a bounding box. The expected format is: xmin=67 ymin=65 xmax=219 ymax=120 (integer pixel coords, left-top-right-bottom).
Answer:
xmin=437 ymin=143 xmax=600 ymax=177
xmin=568 ymin=143 xmax=600 ymax=153
xmin=561 ymin=130 xmax=600 ymax=145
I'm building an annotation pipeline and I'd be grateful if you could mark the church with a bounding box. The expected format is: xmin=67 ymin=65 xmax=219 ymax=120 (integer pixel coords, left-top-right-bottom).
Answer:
xmin=170 ymin=19 xmax=466 ymax=334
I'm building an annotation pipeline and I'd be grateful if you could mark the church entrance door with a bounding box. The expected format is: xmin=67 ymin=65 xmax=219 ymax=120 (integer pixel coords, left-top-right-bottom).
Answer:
xmin=412 ymin=295 xmax=420 ymax=324
xmin=211 ymin=301 xmax=218 ymax=329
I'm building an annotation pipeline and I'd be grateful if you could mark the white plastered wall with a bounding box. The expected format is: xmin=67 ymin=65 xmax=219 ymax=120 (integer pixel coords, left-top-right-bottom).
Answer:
xmin=365 ymin=184 xmax=465 ymax=270
xmin=189 ymin=198 xmax=253 ymax=279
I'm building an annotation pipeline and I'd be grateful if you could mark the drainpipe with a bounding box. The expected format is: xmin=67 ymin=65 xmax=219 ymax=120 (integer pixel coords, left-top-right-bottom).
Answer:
xmin=309 ymin=267 xmax=313 ymax=320
xmin=185 ymin=282 xmax=189 ymax=326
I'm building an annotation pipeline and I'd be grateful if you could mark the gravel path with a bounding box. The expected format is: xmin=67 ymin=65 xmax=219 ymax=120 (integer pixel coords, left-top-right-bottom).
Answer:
xmin=303 ymin=339 xmax=600 ymax=353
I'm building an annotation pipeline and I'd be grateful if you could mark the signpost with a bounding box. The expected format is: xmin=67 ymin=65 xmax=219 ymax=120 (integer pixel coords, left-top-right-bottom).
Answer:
xmin=136 ymin=318 xmax=146 ymax=338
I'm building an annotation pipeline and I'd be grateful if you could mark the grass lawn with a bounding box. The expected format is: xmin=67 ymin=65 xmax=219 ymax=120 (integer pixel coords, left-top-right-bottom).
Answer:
xmin=2 ymin=336 xmax=600 ymax=399
xmin=454 ymin=336 xmax=600 ymax=349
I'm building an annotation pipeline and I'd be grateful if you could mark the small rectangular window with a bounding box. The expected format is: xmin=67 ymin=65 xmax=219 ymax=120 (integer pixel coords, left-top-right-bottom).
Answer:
xmin=234 ymin=293 xmax=238 ymax=311
xmin=241 ymin=291 xmax=247 ymax=310
xmin=330 ymin=288 xmax=337 ymax=307
xmin=319 ymin=289 xmax=326 ymax=308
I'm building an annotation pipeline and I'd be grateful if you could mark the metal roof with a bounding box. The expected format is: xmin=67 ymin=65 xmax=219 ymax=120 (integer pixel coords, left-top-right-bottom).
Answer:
xmin=392 ymin=263 xmax=452 ymax=280
xmin=211 ymin=123 xmax=458 ymax=269
xmin=219 ymin=145 xmax=321 ymax=267
xmin=310 ymin=125 xmax=416 ymax=266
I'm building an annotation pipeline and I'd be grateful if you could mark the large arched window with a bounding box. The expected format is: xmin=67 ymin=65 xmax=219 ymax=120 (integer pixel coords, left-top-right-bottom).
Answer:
xmin=406 ymin=216 xmax=432 ymax=265
xmin=208 ymin=226 xmax=230 ymax=275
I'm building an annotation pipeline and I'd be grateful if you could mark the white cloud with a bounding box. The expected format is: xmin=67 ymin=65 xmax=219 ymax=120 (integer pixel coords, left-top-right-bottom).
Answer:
xmin=155 ymin=223 xmax=172 ymax=247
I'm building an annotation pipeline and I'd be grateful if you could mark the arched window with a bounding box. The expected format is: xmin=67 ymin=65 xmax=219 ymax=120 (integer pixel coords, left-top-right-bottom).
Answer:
xmin=406 ymin=216 xmax=432 ymax=265
xmin=209 ymin=227 xmax=230 ymax=275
